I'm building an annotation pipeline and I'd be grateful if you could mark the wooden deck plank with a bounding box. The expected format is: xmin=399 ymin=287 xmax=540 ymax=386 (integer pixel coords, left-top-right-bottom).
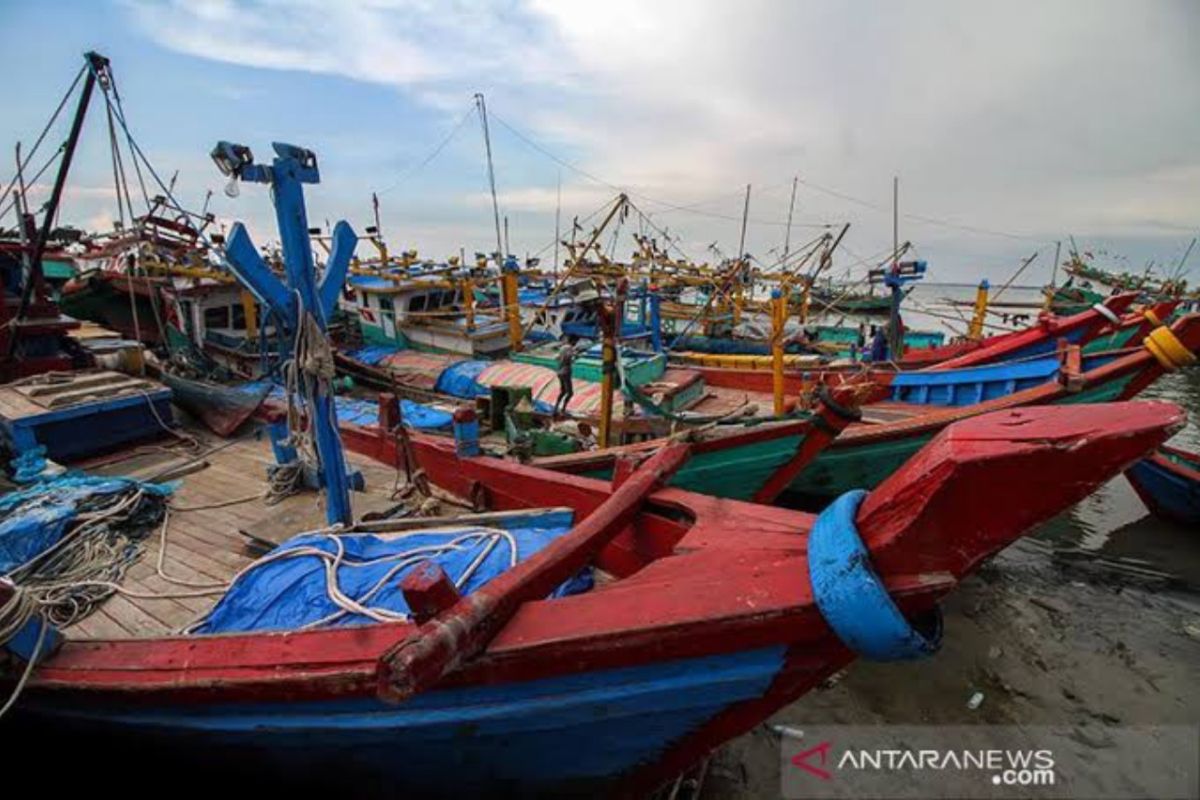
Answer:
xmin=62 ymin=419 xmax=413 ymax=642
xmin=74 ymin=607 xmax=136 ymax=639
xmin=93 ymin=594 xmax=166 ymax=638
xmin=126 ymin=558 xmax=223 ymax=615
xmin=117 ymin=573 xmax=203 ymax=633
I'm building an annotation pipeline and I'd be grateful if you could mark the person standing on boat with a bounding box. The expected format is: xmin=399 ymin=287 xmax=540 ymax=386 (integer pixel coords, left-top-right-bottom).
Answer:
xmin=554 ymin=340 xmax=577 ymax=417
xmin=868 ymin=325 xmax=889 ymax=362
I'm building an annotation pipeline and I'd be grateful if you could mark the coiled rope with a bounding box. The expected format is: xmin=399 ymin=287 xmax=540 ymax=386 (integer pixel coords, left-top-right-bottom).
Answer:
xmin=183 ymin=526 xmax=519 ymax=634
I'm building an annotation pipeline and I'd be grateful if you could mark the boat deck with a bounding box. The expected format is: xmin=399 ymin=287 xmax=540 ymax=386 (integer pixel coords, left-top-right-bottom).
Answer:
xmin=66 ymin=430 xmax=405 ymax=640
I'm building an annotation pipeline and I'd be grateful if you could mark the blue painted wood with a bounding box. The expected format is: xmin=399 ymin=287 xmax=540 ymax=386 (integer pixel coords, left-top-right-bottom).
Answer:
xmin=24 ymin=646 xmax=785 ymax=793
xmin=806 ymin=490 xmax=941 ymax=661
xmin=218 ymin=142 xmax=356 ymax=526
xmin=1127 ymin=455 xmax=1200 ymax=526
xmin=0 ymin=389 xmax=173 ymax=461
xmin=888 ymin=351 xmax=1121 ymax=407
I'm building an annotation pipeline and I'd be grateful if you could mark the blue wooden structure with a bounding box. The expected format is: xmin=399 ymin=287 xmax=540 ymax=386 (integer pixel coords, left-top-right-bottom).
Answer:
xmin=882 ymin=259 xmax=927 ymax=358
xmin=1126 ymin=446 xmax=1200 ymax=526
xmin=211 ymin=142 xmax=356 ymax=525
xmin=886 ymin=350 xmax=1122 ymax=407
xmin=0 ymin=372 xmax=173 ymax=463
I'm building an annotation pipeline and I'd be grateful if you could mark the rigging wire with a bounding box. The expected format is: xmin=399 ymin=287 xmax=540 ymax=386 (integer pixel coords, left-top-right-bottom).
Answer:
xmin=487 ymin=108 xmax=834 ymax=231
xmin=375 ymin=104 xmax=477 ymax=196
xmin=793 ymin=176 xmax=1056 ymax=244
xmin=0 ymin=65 xmax=86 ymax=222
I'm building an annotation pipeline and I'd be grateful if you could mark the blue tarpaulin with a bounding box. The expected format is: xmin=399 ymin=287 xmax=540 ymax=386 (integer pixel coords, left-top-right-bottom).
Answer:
xmin=434 ymin=359 xmax=490 ymax=399
xmin=0 ymin=476 xmax=172 ymax=574
xmin=234 ymin=380 xmax=452 ymax=431
xmin=192 ymin=509 xmax=590 ymax=634
xmin=342 ymin=345 xmax=398 ymax=366
xmin=397 ymin=399 xmax=452 ymax=431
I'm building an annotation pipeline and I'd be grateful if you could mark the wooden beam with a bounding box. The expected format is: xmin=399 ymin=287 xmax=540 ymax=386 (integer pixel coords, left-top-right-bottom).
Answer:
xmin=376 ymin=441 xmax=692 ymax=702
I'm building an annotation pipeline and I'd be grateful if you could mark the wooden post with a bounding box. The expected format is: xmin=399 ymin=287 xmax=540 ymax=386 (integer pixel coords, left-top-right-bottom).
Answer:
xmin=752 ymin=386 xmax=861 ymax=504
xmin=501 ymin=262 xmax=522 ymax=352
xmin=967 ymin=279 xmax=989 ymax=340
xmin=461 ymin=276 xmax=475 ymax=332
xmin=240 ymin=289 xmax=258 ymax=342
xmin=377 ymin=441 xmax=692 ymax=702
xmin=598 ymin=302 xmax=617 ymax=448
xmin=771 ymin=287 xmax=786 ymax=415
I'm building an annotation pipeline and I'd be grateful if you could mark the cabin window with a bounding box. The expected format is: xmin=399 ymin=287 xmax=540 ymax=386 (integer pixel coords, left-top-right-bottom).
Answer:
xmin=410 ymin=295 xmax=426 ymax=312
xmin=204 ymin=306 xmax=230 ymax=330
xmin=379 ymin=296 xmax=394 ymax=312
xmin=231 ymin=304 xmax=247 ymax=331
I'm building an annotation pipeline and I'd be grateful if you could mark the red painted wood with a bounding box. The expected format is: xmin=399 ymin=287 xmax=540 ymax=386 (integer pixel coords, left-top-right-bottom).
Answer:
xmin=753 ymin=392 xmax=861 ymax=503
xmin=400 ymin=561 xmax=462 ymax=624
xmin=20 ymin=400 xmax=1187 ymax=786
xmin=377 ymin=392 xmax=400 ymax=432
xmin=916 ymin=292 xmax=1139 ymax=371
xmin=376 ymin=442 xmax=693 ymax=702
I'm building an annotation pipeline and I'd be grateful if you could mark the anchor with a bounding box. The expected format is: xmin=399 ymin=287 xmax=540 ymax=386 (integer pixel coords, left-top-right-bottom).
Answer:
xmin=210 ymin=141 xmax=358 ymax=525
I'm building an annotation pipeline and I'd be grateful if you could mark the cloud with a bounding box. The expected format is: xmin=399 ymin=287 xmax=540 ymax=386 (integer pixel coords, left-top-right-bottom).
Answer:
xmin=122 ymin=0 xmax=570 ymax=89
xmin=118 ymin=0 xmax=1200 ymax=279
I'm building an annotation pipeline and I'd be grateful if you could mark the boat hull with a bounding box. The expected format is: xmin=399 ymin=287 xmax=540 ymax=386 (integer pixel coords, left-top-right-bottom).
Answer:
xmin=18 ymin=645 xmax=790 ymax=796
xmin=157 ymin=370 xmax=269 ymax=436
xmin=1126 ymin=446 xmax=1200 ymax=526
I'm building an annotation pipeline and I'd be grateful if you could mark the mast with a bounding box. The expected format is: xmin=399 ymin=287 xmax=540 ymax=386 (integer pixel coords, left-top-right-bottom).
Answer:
xmin=892 ymin=176 xmax=899 ymax=269
xmin=737 ymin=183 xmax=751 ymax=260
xmin=783 ymin=175 xmax=797 ymax=265
xmin=888 ymin=176 xmax=901 ymax=358
xmin=8 ymin=51 xmax=107 ymax=358
xmin=553 ymin=171 xmax=561 ymax=279
xmin=474 ymin=93 xmax=504 ymax=265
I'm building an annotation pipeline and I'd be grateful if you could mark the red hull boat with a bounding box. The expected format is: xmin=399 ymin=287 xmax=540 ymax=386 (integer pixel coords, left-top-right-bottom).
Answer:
xmin=7 ymin=402 xmax=1182 ymax=796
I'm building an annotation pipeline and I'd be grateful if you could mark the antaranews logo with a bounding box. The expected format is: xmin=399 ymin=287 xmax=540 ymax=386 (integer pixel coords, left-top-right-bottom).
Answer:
xmin=780 ymin=725 xmax=1198 ymax=799
xmin=790 ymin=740 xmax=1054 ymax=787
xmin=790 ymin=741 xmax=833 ymax=780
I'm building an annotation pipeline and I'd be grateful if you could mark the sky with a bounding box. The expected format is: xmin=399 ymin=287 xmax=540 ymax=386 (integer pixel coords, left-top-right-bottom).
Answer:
xmin=1 ymin=0 xmax=1197 ymax=285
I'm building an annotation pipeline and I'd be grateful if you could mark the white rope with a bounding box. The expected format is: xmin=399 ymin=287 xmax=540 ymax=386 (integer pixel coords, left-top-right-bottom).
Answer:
xmin=182 ymin=526 xmax=518 ymax=634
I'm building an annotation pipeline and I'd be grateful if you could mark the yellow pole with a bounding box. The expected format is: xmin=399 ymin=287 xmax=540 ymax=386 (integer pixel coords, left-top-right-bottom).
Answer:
xmin=501 ymin=265 xmax=522 ymax=352
xmin=462 ymin=276 xmax=475 ymax=331
xmin=771 ymin=287 xmax=786 ymax=415
xmin=733 ymin=264 xmax=744 ymax=326
xmin=968 ymin=278 xmax=990 ymax=340
xmin=240 ymin=290 xmax=258 ymax=342
xmin=598 ymin=281 xmax=629 ymax=449
xmin=599 ymin=326 xmax=615 ymax=449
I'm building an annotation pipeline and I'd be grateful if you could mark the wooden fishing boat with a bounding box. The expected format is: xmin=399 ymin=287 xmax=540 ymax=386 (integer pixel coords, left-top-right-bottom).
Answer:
xmin=1125 ymin=445 xmax=1200 ymax=526
xmin=522 ymin=314 xmax=1200 ymax=502
xmin=153 ymin=367 xmax=270 ymax=437
xmin=4 ymin=402 xmax=1182 ymax=796
xmin=339 ymin=385 xmax=861 ymax=502
xmin=329 ymin=314 xmax=1200 ymax=504
xmin=683 ymin=294 xmax=1157 ymax=395
xmin=1044 ymin=284 xmax=1106 ymax=315
xmin=0 ymin=370 xmax=174 ymax=463
xmin=903 ymin=291 xmax=1140 ymax=369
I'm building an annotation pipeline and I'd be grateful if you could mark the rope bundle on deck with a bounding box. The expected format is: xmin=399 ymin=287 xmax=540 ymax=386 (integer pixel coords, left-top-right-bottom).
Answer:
xmin=0 ymin=478 xmax=170 ymax=642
